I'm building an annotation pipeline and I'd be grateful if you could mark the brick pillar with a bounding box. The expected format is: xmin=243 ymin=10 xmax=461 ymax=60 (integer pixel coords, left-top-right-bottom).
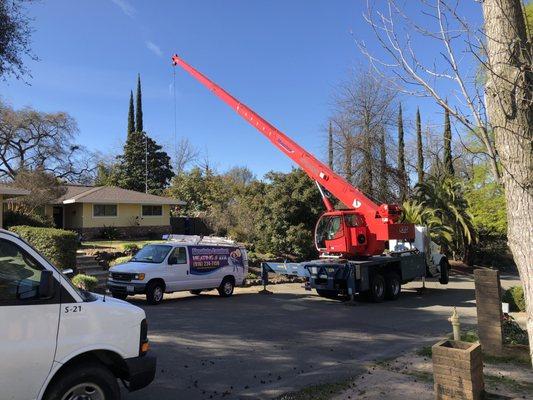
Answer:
xmin=474 ymin=269 xmax=503 ymax=356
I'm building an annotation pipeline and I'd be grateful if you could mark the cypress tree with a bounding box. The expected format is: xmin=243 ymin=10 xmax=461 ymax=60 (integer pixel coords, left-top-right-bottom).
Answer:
xmin=397 ymin=104 xmax=407 ymax=201
xmin=379 ymin=126 xmax=388 ymax=202
xmin=443 ymin=106 xmax=454 ymax=176
xmin=416 ymin=107 xmax=424 ymax=183
xmin=135 ymin=74 xmax=143 ymax=132
xmin=127 ymin=90 xmax=135 ymax=136
xmin=328 ymin=121 xmax=334 ymax=169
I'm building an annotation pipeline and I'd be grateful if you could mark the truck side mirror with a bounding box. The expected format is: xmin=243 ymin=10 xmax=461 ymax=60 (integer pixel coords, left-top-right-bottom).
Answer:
xmin=39 ymin=270 xmax=55 ymax=299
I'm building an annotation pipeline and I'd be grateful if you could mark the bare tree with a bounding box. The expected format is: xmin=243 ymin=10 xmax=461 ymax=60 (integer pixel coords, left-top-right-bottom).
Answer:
xmin=329 ymin=68 xmax=399 ymax=201
xmin=174 ymin=137 xmax=198 ymax=174
xmin=360 ymin=0 xmax=533 ymax=362
xmin=0 ymin=100 xmax=95 ymax=182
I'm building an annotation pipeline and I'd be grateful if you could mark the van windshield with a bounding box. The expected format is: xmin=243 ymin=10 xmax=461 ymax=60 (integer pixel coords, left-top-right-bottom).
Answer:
xmin=131 ymin=245 xmax=172 ymax=264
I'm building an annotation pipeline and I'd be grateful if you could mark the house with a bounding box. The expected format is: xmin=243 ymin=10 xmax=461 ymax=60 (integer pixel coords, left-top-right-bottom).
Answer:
xmin=44 ymin=185 xmax=185 ymax=239
xmin=0 ymin=184 xmax=30 ymax=228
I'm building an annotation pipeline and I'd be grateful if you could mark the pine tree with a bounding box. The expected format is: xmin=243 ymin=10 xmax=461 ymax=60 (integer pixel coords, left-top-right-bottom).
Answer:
xmin=397 ymin=104 xmax=407 ymax=201
xmin=135 ymin=74 xmax=143 ymax=133
xmin=328 ymin=121 xmax=334 ymax=169
xmin=127 ymin=90 xmax=135 ymax=136
xmin=443 ymin=106 xmax=454 ymax=176
xmin=378 ymin=126 xmax=388 ymax=202
xmin=416 ymin=107 xmax=424 ymax=183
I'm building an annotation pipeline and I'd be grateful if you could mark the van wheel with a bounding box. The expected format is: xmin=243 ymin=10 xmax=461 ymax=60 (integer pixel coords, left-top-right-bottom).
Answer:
xmin=190 ymin=289 xmax=202 ymax=295
xmin=218 ymin=278 xmax=234 ymax=297
xmin=146 ymin=281 xmax=165 ymax=305
xmin=368 ymin=273 xmax=386 ymax=303
xmin=385 ymin=273 xmax=401 ymax=300
xmin=111 ymin=292 xmax=127 ymax=300
xmin=439 ymin=258 xmax=450 ymax=284
xmin=43 ymin=361 xmax=120 ymax=400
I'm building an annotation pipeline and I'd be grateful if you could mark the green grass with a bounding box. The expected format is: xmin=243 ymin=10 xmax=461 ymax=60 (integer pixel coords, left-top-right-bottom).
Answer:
xmin=485 ymin=374 xmax=533 ymax=393
xmin=81 ymin=239 xmax=165 ymax=250
xmin=276 ymin=377 xmax=355 ymax=400
xmin=416 ymin=346 xmax=433 ymax=358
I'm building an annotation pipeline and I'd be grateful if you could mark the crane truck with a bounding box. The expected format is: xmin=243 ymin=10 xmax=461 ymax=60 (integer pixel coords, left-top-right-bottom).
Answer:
xmin=171 ymin=54 xmax=450 ymax=302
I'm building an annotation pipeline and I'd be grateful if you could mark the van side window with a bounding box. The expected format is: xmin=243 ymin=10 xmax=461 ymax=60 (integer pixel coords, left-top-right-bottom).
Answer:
xmin=170 ymin=247 xmax=187 ymax=265
xmin=0 ymin=239 xmax=44 ymax=303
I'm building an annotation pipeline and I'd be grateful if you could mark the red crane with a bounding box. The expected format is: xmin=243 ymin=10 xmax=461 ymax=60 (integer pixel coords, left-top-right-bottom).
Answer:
xmin=172 ymin=54 xmax=414 ymax=258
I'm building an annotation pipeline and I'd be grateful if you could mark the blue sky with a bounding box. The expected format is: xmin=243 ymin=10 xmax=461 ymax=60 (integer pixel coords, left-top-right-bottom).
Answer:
xmin=1 ymin=0 xmax=484 ymax=178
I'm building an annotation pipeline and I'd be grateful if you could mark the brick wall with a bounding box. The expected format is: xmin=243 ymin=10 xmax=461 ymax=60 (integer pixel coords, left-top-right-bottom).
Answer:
xmin=77 ymin=225 xmax=171 ymax=240
xmin=474 ymin=268 xmax=503 ymax=356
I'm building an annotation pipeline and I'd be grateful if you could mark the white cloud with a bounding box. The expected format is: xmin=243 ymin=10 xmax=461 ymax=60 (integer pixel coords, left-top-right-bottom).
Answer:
xmin=111 ymin=0 xmax=136 ymax=18
xmin=146 ymin=40 xmax=163 ymax=57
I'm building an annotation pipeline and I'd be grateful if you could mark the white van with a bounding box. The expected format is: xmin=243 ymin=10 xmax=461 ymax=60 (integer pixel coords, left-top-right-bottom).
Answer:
xmin=108 ymin=236 xmax=249 ymax=305
xmin=0 ymin=229 xmax=156 ymax=400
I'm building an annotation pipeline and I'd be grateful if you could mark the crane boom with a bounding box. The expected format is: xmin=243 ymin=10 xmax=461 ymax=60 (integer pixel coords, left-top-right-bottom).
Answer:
xmin=172 ymin=54 xmax=414 ymax=257
xmin=171 ymin=54 xmax=379 ymax=216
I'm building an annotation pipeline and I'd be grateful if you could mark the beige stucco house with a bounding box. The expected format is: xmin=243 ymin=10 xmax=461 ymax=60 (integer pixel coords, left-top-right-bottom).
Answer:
xmin=45 ymin=185 xmax=184 ymax=239
xmin=0 ymin=184 xmax=30 ymax=228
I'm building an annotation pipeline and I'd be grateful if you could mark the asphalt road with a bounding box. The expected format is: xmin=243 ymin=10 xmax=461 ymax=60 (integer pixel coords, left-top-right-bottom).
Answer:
xmin=123 ymin=275 xmax=519 ymax=400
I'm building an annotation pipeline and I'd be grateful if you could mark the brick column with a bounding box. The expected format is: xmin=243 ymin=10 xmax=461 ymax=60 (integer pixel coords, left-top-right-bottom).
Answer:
xmin=474 ymin=269 xmax=503 ymax=356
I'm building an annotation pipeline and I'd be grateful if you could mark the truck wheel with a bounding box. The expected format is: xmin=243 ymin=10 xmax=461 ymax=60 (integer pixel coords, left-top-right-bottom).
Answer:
xmin=316 ymin=289 xmax=339 ymax=299
xmin=368 ymin=273 xmax=386 ymax=303
xmin=146 ymin=281 xmax=165 ymax=305
xmin=43 ymin=361 xmax=120 ymax=400
xmin=439 ymin=258 xmax=450 ymax=285
xmin=385 ymin=273 xmax=401 ymax=300
xmin=218 ymin=278 xmax=234 ymax=297
xmin=190 ymin=289 xmax=202 ymax=295
xmin=111 ymin=292 xmax=127 ymax=300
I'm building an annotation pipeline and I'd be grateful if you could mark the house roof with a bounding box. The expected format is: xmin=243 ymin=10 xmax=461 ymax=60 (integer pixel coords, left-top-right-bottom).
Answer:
xmin=57 ymin=185 xmax=184 ymax=206
xmin=0 ymin=183 xmax=30 ymax=197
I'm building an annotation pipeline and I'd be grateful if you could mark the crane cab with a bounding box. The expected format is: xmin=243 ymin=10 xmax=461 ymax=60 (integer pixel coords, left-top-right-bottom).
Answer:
xmin=315 ymin=210 xmax=386 ymax=258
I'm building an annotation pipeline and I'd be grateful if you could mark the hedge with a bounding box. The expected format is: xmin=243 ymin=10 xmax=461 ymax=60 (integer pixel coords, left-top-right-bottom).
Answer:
xmin=3 ymin=210 xmax=53 ymax=229
xmin=10 ymin=226 xmax=78 ymax=270
xmin=71 ymin=274 xmax=98 ymax=292
xmin=502 ymin=286 xmax=526 ymax=312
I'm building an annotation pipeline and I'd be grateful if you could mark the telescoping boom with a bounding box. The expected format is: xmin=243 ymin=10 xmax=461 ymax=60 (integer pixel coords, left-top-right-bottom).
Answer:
xmin=172 ymin=54 xmax=414 ymax=258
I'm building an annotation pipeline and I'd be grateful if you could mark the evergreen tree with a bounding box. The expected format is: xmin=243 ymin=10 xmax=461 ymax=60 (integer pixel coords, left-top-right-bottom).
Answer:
xmin=443 ymin=106 xmax=454 ymax=176
xmin=416 ymin=107 xmax=424 ymax=183
xmin=127 ymin=90 xmax=135 ymax=136
xmin=135 ymin=74 xmax=143 ymax=132
xmin=115 ymin=131 xmax=174 ymax=194
xmin=378 ymin=126 xmax=388 ymax=202
xmin=397 ymin=104 xmax=408 ymax=201
xmin=328 ymin=121 xmax=334 ymax=169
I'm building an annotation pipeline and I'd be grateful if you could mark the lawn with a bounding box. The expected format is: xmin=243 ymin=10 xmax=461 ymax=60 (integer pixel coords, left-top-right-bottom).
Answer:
xmin=81 ymin=239 xmax=166 ymax=251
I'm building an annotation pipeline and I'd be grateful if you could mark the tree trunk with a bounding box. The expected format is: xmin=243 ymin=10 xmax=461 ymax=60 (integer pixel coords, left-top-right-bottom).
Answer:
xmin=483 ymin=0 xmax=533 ymax=364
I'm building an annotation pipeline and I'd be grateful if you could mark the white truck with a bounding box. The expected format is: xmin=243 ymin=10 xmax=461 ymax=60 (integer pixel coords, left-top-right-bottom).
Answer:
xmin=108 ymin=235 xmax=249 ymax=305
xmin=0 ymin=229 xmax=156 ymax=400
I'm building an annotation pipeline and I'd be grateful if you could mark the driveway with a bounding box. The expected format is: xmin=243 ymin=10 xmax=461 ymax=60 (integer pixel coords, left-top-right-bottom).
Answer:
xmin=124 ymin=274 xmax=520 ymax=400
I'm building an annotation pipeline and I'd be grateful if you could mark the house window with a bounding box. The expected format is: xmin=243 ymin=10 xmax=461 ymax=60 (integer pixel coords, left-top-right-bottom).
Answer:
xmin=142 ymin=205 xmax=163 ymax=217
xmin=93 ymin=204 xmax=117 ymax=217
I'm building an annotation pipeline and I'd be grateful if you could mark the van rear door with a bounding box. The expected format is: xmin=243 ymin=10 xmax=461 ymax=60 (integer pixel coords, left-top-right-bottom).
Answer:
xmin=0 ymin=234 xmax=61 ymax=400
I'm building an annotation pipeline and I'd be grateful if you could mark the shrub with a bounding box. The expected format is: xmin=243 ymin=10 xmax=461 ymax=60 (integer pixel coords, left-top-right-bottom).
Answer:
xmin=122 ymin=243 xmax=140 ymax=255
xmin=502 ymin=286 xmax=526 ymax=312
xmin=10 ymin=226 xmax=77 ymax=270
xmin=99 ymin=225 xmax=120 ymax=240
xmin=71 ymin=274 xmax=98 ymax=292
xmin=110 ymin=256 xmax=132 ymax=267
xmin=3 ymin=210 xmax=53 ymax=229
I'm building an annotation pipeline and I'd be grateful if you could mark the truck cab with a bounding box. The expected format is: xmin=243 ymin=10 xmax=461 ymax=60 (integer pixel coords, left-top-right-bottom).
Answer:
xmin=0 ymin=229 xmax=156 ymax=400
xmin=108 ymin=235 xmax=248 ymax=305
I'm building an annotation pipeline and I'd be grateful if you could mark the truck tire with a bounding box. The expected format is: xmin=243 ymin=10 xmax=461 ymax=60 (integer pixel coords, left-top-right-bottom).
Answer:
xmin=111 ymin=292 xmax=127 ymax=300
xmin=146 ymin=281 xmax=165 ymax=305
xmin=439 ymin=258 xmax=450 ymax=285
xmin=218 ymin=277 xmax=235 ymax=297
xmin=385 ymin=273 xmax=401 ymax=300
xmin=368 ymin=273 xmax=386 ymax=303
xmin=190 ymin=289 xmax=202 ymax=295
xmin=43 ymin=361 xmax=120 ymax=400
xmin=316 ymin=289 xmax=339 ymax=299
